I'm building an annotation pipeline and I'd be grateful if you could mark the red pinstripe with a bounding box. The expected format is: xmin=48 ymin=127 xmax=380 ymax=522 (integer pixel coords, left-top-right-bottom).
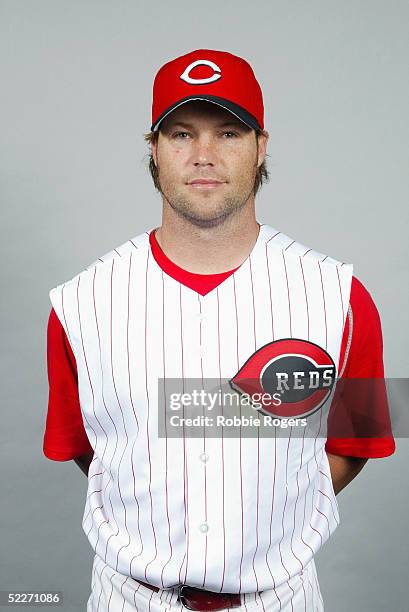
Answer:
xmin=283 ymin=247 xmax=306 ymax=608
xmin=298 ymin=253 xmax=324 ymax=558
xmin=336 ymin=266 xmax=345 ymax=322
xmin=143 ymin=250 xmax=158 ymax=582
xmin=126 ymin=251 xmax=143 ymax=575
xmin=179 ymin=285 xmax=190 ymax=586
xmin=119 ymin=575 xmax=129 ymax=612
xmin=216 ymin=288 xmax=227 ymax=592
xmin=266 ymin=230 xmax=281 ymax=244
xmin=299 ymin=257 xmax=310 ymax=341
xmin=233 ymin=275 xmax=245 ymax=596
xmin=76 ymin=272 xmax=119 ymax=551
xmin=311 ymin=262 xmax=333 ymax=541
xmin=98 ymin=259 xmax=130 ymax=567
xmin=109 ymin=258 xmax=132 ymax=571
xmin=299 ymin=432 xmax=315 ymax=559
xmin=159 ymin=271 xmax=173 ymax=588
xmin=265 ymin=243 xmax=275 ymax=341
xmin=318 ymin=489 xmax=338 ymax=524
xmin=317 ymin=261 xmax=328 ymax=350
xmin=249 ymin=256 xmax=261 ymax=591
xmin=80 ymin=269 xmax=109 ymax=531
xmin=264 ymin=426 xmax=283 ymax=609
xmin=197 ymin=294 xmax=209 ymax=588
xmin=309 ymin=407 xmax=326 ymax=549
xmin=278 ymin=431 xmax=296 ymax=611
xmin=282 ymin=251 xmax=292 ymax=337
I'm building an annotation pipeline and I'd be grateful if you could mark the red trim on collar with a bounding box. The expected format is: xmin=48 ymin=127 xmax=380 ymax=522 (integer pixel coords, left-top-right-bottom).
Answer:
xmin=149 ymin=229 xmax=239 ymax=296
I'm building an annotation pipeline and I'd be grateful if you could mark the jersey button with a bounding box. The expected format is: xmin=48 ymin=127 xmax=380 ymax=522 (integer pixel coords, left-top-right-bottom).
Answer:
xmin=199 ymin=523 xmax=209 ymax=533
xmin=199 ymin=452 xmax=209 ymax=463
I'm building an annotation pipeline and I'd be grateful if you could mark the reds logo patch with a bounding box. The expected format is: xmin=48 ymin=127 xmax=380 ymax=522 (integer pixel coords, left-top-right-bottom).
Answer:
xmin=180 ymin=59 xmax=222 ymax=85
xmin=230 ymin=338 xmax=336 ymax=419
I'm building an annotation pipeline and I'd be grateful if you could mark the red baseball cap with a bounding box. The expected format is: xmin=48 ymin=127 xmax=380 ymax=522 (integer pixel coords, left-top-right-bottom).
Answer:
xmin=150 ymin=49 xmax=264 ymax=132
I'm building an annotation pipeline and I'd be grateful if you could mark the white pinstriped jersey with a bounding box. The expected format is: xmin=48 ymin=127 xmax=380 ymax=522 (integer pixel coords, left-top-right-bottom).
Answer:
xmin=49 ymin=223 xmax=353 ymax=598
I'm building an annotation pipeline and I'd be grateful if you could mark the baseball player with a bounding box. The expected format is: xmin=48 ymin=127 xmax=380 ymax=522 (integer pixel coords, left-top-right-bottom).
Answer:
xmin=44 ymin=49 xmax=395 ymax=611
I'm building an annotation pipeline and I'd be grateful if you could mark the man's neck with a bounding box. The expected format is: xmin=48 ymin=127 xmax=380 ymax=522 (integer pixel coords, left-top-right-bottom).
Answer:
xmin=155 ymin=203 xmax=260 ymax=274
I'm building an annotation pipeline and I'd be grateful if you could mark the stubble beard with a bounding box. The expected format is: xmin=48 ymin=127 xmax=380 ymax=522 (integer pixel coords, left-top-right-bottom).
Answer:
xmin=162 ymin=192 xmax=252 ymax=228
xmin=157 ymin=166 xmax=258 ymax=229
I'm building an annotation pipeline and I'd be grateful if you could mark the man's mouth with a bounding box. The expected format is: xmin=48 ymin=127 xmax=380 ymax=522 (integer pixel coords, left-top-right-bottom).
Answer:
xmin=188 ymin=179 xmax=225 ymax=189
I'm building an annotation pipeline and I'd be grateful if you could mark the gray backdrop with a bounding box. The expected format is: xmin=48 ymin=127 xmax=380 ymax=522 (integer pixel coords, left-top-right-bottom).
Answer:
xmin=1 ymin=1 xmax=408 ymax=611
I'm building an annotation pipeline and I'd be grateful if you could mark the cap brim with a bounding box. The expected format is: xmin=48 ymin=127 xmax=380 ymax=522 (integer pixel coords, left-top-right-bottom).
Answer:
xmin=151 ymin=95 xmax=261 ymax=132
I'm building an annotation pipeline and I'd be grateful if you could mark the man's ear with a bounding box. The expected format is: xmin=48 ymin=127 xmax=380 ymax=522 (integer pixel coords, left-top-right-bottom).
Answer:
xmin=151 ymin=133 xmax=158 ymax=167
xmin=257 ymin=130 xmax=269 ymax=168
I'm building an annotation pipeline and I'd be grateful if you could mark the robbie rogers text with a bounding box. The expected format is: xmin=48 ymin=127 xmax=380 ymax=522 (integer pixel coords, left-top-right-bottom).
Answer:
xmin=169 ymin=415 xmax=307 ymax=428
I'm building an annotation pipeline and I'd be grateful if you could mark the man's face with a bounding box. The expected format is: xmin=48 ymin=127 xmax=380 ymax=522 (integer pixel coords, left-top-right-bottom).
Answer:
xmin=151 ymin=101 xmax=268 ymax=227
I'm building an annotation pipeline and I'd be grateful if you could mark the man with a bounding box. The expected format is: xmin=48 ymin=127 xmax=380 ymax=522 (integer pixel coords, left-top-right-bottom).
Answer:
xmin=44 ymin=49 xmax=395 ymax=611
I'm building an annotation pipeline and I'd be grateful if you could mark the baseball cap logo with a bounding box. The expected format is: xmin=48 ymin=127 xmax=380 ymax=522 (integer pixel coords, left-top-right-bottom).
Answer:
xmin=230 ymin=338 xmax=337 ymax=418
xmin=180 ymin=59 xmax=222 ymax=85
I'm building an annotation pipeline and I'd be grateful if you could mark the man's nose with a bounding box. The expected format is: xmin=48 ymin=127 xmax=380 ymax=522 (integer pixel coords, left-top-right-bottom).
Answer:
xmin=192 ymin=136 xmax=215 ymax=165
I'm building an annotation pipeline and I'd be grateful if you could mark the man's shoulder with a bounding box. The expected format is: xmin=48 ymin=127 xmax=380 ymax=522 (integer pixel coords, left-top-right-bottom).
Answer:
xmin=84 ymin=229 xmax=151 ymax=272
xmin=262 ymin=223 xmax=351 ymax=268
xmin=49 ymin=229 xmax=152 ymax=296
xmin=350 ymin=275 xmax=382 ymax=327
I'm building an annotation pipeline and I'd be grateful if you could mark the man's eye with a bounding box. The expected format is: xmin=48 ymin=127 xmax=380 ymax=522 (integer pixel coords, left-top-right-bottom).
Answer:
xmin=172 ymin=131 xmax=238 ymax=139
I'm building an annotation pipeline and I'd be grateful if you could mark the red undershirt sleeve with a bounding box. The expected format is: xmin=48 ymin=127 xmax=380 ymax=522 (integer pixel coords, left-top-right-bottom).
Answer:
xmin=325 ymin=276 xmax=396 ymax=459
xmin=43 ymin=307 xmax=93 ymax=461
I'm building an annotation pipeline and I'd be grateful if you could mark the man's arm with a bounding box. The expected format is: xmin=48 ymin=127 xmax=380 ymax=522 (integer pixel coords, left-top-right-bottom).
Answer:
xmin=45 ymin=309 xmax=95 ymax=471
xmin=326 ymin=452 xmax=368 ymax=495
xmin=74 ymin=451 xmax=94 ymax=476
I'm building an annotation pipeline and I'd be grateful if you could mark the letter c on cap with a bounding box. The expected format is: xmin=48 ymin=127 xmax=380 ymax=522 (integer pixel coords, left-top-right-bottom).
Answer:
xmin=180 ymin=59 xmax=222 ymax=85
